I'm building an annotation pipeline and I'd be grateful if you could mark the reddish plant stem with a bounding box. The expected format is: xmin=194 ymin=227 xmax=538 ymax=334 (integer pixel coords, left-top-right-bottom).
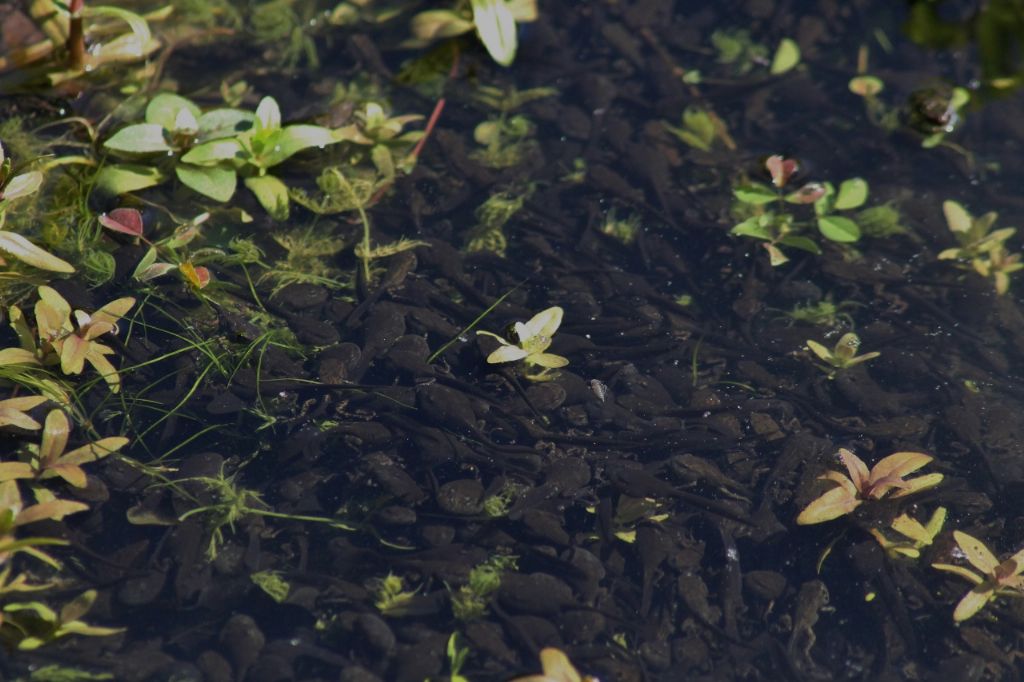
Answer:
xmin=407 ymin=47 xmax=460 ymax=163
xmin=67 ymin=0 xmax=86 ymax=70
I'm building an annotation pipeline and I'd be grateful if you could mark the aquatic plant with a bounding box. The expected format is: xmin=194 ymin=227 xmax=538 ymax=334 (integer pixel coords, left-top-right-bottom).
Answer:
xmin=796 ymin=449 xmax=943 ymax=525
xmin=664 ymin=107 xmax=732 ymax=152
xmin=450 ymin=554 xmax=517 ymax=620
xmin=4 ymin=286 xmax=135 ymax=392
xmin=443 ymin=632 xmax=472 ymax=682
xmin=0 ymin=0 xmax=163 ymax=85
xmin=0 ymin=409 xmax=127 ymax=488
xmin=477 ymin=306 xmax=569 ymax=381
xmin=174 ymin=466 xmax=356 ymax=559
xmin=101 ymin=94 xmax=345 ymax=219
xmin=731 ymin=155 xmax=870 ymax=265
xmin=599 ymin=210 xmax=641 ymax=245
xmin=0 ymin=589 xmax=122 ymax=651
xmin=0 ymin=396 xmax=48 ymax=430
xmin=250 ymin=570 xmax=290 ymax=603
xmin=868 ymin=507 xmax=947 ymax=559
xmin=932 ymin=531 xmax=1024 ymax=621
xmin=510 ymin=647 xmax=599 ymax=682
xmin=938 ymin=199 xmax=1022 ymax=295
xmin=373 ymin=573 xmax=420 ymax=616
xmin=805 ymin=332 xmax=879 ymax=377
xmin=585 ymin=495 xmax=670 ymax=544
xmin=778 ymin=297 xmax=859 ymax=328
xmin=465 ymin=188 xmax=531 ymax=254
xmin=98 ymin=208 xmax=215 ymax=291
xmin=0 ymin=143 xmax=74 ymax=275
xmin=0 ymin=478 xmax=86 ymax=570
xmin=406 ymin=0 xmax=538 ymax=66
xmin=0 ymin=477 xmax=88 ymax=573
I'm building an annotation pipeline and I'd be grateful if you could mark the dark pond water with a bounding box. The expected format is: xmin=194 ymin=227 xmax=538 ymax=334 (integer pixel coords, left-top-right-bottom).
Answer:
xmin=3 ymin=0 xmax=1024 ymax=680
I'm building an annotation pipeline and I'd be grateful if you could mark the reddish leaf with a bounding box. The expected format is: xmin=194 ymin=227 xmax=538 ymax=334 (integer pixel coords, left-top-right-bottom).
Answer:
xmin=98 ymin=208 xmax=144 ymax=237
xmin=766 ymin=155 xmax=798 ymax=188
xmin=785 ymin=182 xmax=827 ymax=204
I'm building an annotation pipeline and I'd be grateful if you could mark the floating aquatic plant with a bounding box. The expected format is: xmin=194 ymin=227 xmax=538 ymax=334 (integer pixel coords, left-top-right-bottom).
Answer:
xmin=4 ymin=286 xmax=135 ymax=392
xmin=0 ymin=409 xmax=128 ymax=488
xmin=805 ymin=332 xmax=879 ymax=377
xmin=869 ymin=507 xmax=947 ymax=559
xmin=406 ymin=0 xmax=538 ymax=67
xmin=938 ymin=199 xmax=1022 ymax=295
xmin=797 ymin=449 xmax=943 ymax=525
xmin=932 ymin=531 xmax=1024 ymax=621
xmin=477 ymin=306 xmax=568 ymax=381
xmin=731 ymin=155 xmax=870 ymax=266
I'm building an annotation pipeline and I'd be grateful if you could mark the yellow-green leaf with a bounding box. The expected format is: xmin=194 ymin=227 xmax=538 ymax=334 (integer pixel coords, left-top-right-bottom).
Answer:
xmin=770 ymin=38 xmax=800 ymax=75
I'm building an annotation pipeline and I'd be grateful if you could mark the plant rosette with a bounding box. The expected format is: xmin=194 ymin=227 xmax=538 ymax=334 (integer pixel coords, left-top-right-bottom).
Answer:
xmin=477 ymin=306 xmax=569 ymax=381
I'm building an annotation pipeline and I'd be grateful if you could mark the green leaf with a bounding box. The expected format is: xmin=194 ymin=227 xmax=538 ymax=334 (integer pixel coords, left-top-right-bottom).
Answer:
xmin=951 ymin=87 xmax=970 ymax=111
xmin=770 ymin=38 xmax=800 ymax=75
xmin=2 ymin=171 xmax=43 ymax=200
xmin=817 ymin=215 xmax=861 ymax=243
xmin=244 ymin=175 xmax=290 ymax=220
xmin=197 ymin=108 xmax=254 ymax=142
xmin=175 ymin=163 xmax=237 ymax=202
xmin=471 ymin=0 xmax=518 ymax=66
xmin=778 ymin=235 xmax=822 ymax=254
xmin=94 ymin=164 xmax=164 ymax=195
xmin=104 ymin=124 xmax=172 ymax=154
xmin=833 ymin=178 xmax=868 ymax=210
xmin=254 ymin=96 xmax=282 ymax=134
xmin=813 ymin=182 xmax=836 ymax=215
xmin=942 ymin=200 xmax=972 ymax=233
xmin=145 ymin=93 xmax=201 ymax=131
xmin=731 ymin=217 xmax=772 ymax=240
xmin=407 ymin=9 xmax=475 ymax=44
xmin=0 ymin=231 xmax=75 ymax=273
xmin=181 ymin=139 xmax=244 ymax=165
xmin=733 ymin=184 xmax=776 ymax=204
xmin=258 ymin=125 xmax=339 ymax=168
xmin=765 ymin=243 xmax=789 ymax=266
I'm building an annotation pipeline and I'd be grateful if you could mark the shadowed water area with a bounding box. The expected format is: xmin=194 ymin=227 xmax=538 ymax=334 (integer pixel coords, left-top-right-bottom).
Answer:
xmin=2 ymin=0 xmax=1024 ymax=680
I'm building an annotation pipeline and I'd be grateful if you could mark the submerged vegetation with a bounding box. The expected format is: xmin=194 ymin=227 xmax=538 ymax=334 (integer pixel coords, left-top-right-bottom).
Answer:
xmin=1 ymin=0 xmax=1024 ymax=678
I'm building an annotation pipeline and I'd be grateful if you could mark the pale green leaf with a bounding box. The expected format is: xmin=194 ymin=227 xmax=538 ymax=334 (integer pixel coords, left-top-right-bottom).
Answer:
xmin=834 ymin=178 xmax=868 ymax=210
xmin=254 ymin=96 xmax=281 ymax=133
xmin=94 ymin=164 xmax=163 ymax=195
xmin=733 ymin=184 xmax=777 ymax=205
xmin=181 ymin=139 xmax=244 ymax=165
xmin=258 ymin=125 xmax=339 ymax=168
xmin=953 ymin=586 xmax=994 ymax=622
xmin=0 ymin=232 xmax=75 ymax=273
xmin=471 ymin=0 xmax=518 ymax=66
xmin=2 ymin=171 xmax=43 ymax=201
xmin=486 ymin=344 xmax=529 ymax=364
xmin=197 ymin=108 xmax=254 ymax=142
xmin=770 ymin=38 xmax=800 ymax=75
xmin=778 ymin=235 xmax=822 ymax=254
xmin=175 ymin=163 xmax=237 ymax=202
xmin=943 ymin=200 xmax=972 ymax=233
xmin=817 ymin=215 xmax=861 ymax=243
xmin=244 ymin=175 xmax=290 ymax=220
xmin=765 ymin=243 xmax=789 ymax=266
xmin=104 ymin=124 xmax=172 ymax=153
xmin=407 ymin=10 xmax=474 ymax=45
xmin=145 ymin=93 xmax=201 ymax=131
xmin=731 ymin=217 xmax=772 ymax=240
